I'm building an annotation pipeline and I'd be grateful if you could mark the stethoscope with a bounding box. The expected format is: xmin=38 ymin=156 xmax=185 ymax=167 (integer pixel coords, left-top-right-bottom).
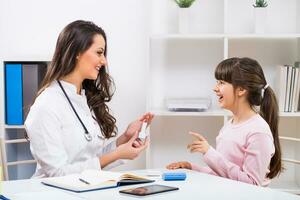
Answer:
xmin=57 ymin=80 xmax=104 ymax=142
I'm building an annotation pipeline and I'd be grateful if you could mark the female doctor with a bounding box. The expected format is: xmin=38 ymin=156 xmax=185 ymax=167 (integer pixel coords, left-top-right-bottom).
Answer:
xmin=25 ymin=20 xmax=153 ymax=178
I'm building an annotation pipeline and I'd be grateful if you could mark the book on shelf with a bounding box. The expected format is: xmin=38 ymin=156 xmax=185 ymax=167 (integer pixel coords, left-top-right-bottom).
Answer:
xmin=42 ymin=170 xmax=155 ymax=193
xmin=22 ymin=63 xmax=47 ymax=120
xmin=5 ymin=63 xmax=23 ymax=125
xmin=292 ymin=68 xmax=300 ymax=112
xmin=285 ymin=65 xmax=292 ymax=112
xmin=277 ymin=66 xmax=287 ymax=112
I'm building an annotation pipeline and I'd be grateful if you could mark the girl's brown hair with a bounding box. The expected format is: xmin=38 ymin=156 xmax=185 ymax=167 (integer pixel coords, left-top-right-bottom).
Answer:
xmin=214 ymin=57 xmax=282 ymax=179
xmin=37 ymin=20 xmax=117 ymax=139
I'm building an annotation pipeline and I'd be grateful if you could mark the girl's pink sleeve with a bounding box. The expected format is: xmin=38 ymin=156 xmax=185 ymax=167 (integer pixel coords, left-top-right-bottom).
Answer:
xmin=202 ymin=133 xmax=274 ymax=186
xmin=191 ymin=163 xmax=217 ymax=175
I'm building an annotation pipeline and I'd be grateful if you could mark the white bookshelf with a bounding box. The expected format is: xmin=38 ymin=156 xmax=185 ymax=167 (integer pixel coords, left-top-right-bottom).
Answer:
xmin=148 ymin=0 xmax=300 ymax=194
xmin=0 ymin=61 xmax=48 ymax=180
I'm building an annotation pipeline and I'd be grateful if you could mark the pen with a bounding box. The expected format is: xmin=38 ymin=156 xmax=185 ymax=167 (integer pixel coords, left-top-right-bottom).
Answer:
xmin=79 ymin=178 xmax=90 ymax=185
xmin=146 ymin=174 xmax=161 ymax=177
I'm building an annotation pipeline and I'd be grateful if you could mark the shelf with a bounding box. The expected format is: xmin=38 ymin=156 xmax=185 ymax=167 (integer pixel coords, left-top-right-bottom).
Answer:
xmin=279 ymin=136 xmax=300 ymax=142
xmin=151 ymin=34 xmax=225 ymax=39
xmin=279 ymin=112 xmax=300 ymax=117
xmin=282 ymin=158 xmax=300 ymax=165
xmin=151 ymin=110 xmax=300 ymax=117
xmin=5 ymin=139 xmax=28 ymax=144
xmin=227 ymin=34 xmax=300 ymax=39
xmin=7 ymin=159 xmax=36 ymax=166
xmin=151 ymin=109 xmax=229 ymax=117
xmin=150 ymin=34 xmax=300 ymax=40
xmin=4 ymin=125 xmax=25 ymax=129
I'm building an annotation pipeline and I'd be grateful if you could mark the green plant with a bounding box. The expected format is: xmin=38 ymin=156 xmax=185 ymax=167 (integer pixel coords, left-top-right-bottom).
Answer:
xmin=253 ymin=0 xmax=268 ymax=8
xmin=174 ymin=0 xmax=196 ymax=8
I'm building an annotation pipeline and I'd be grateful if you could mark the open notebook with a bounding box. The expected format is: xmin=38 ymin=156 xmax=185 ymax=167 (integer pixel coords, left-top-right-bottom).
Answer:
xmin=42 ymin=170 xmax=154 ymax=192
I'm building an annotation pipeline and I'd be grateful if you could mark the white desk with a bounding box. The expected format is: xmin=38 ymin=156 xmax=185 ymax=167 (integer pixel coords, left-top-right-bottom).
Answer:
xmin=2 ymin=169 xmax=300 ymax=200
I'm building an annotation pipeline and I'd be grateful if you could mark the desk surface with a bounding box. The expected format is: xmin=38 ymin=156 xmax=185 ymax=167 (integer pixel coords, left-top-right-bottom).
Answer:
xmin=2 ymin=169 xmax=300 ymax=200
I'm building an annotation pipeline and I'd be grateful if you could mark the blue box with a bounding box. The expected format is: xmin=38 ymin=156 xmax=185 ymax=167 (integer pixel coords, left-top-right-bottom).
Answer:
xmin=162 ymin=172 xmax=186 ymax=181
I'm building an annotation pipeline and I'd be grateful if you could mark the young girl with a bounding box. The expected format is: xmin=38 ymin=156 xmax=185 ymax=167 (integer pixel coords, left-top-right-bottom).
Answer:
xmin=167 ymin=57 xmax=282 ymax=186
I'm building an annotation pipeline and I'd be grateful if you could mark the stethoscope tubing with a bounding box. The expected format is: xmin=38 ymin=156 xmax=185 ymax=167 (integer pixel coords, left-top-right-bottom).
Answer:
xmin=57 ymin=80 xmax=93 ymax=141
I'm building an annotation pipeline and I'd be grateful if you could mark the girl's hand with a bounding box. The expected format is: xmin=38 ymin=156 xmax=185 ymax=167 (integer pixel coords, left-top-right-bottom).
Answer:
xmin=124 ymin=112 xmax=154 ymax=138
xmin=116 ymin=131 xmax=149 ymax=160
xmin=187 ymin=131 xmax=210 ymax=154
xmin=166 ymin=161 xmax=192 ymax=170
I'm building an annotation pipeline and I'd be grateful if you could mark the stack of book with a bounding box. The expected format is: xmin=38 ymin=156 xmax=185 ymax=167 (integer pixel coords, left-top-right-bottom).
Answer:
xmin=276 ymin=62 xmax=300 ymax=112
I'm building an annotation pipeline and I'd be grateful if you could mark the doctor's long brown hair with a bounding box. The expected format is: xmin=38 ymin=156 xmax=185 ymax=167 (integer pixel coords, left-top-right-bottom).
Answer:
xmin=37 ymin=20 xmax=117 ymax=139
xmin=214 ymin=57 xmax=282 ymax=179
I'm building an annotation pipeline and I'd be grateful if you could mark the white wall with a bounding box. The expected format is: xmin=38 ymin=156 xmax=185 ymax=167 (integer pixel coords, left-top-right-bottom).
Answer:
xmin=0 ymin=0 xmax=150 ymax=170
xmin=151 ymin=0 xmax=224 ymax=34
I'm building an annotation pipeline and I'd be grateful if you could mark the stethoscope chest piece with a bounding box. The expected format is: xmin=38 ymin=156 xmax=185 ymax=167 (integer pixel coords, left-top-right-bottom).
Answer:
xmin=84 ymin=133 xmax=93 ymax=141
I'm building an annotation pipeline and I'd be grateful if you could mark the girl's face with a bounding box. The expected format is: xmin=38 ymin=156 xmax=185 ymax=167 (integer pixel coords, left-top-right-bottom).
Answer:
xmin=75 ymin=34 xmax=107 ymax=80
xmin=213 ymin=80 xmax=236 ymax=110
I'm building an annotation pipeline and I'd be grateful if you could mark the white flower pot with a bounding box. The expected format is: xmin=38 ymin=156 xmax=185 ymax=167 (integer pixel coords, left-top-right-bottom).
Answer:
xmin=178 ymin=8 xmax=190 ymax=34
xmin=254 ymin=8 xmax=267 ymax=34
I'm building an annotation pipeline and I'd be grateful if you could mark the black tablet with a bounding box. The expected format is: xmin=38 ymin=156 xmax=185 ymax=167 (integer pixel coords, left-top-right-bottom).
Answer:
xmin=119 ymin=184 xmax=179 ymax=196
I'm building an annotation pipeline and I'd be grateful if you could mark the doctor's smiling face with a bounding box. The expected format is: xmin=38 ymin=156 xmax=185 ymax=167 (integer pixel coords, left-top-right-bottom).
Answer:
xmin=75 ymin=34 xmax=107 ymax=80
xmin=38 ymin=20 xmax=118 ymax=139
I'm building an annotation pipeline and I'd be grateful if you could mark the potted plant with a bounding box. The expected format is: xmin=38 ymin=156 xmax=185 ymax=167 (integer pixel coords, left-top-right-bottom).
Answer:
xmin=174 ymin=0 xmax=196 ymax=8
xmin=253 ymin=0 xmax=268 ymax=8
xmin=253 ymin=0 xmax=268 ymax=33
xmin=174 ymin=0 xmax=196 ymax=34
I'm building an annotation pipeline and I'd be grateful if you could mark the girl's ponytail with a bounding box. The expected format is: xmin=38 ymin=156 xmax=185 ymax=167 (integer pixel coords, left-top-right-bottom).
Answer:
xmin=260 ymin=86 xmax=282 ymax=178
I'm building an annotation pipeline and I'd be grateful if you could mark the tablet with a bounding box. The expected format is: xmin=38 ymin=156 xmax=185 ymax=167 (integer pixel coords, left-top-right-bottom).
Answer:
xmin=119 ymin=184 xmax=179 ymax=196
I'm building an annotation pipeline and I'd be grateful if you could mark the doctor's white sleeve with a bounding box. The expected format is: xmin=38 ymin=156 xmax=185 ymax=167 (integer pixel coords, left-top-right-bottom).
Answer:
xmin=100 ymin=139 xmax=125 ymax=170
xmin=25 ymin=107 xmax=100 ymax=177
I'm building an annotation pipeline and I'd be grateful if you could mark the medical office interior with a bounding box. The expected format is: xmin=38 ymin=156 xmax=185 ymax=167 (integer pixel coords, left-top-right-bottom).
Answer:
xmin=0 ymin=0 xmax=300 ymax=196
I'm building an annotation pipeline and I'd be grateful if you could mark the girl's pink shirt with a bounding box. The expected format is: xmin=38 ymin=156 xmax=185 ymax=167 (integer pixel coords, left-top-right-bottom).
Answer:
xmin=191 ymin=114 xmax=275 ymax=187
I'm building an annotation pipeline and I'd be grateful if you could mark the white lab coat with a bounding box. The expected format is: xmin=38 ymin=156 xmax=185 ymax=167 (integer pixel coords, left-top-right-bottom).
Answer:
xmin=25 ymin=80 xmax=123 ymax=178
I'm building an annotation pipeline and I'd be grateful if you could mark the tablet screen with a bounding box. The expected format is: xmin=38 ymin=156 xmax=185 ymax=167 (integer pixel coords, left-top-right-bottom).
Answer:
xmin=119 ymin=184 xmax=179 ymax=196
